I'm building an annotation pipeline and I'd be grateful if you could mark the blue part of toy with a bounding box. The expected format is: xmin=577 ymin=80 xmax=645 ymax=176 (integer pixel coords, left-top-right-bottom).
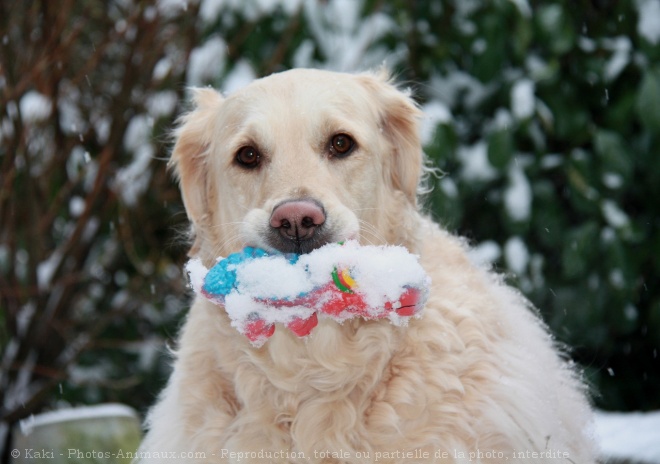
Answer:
xmin=202 ymin=247 xmax=299 ymax=297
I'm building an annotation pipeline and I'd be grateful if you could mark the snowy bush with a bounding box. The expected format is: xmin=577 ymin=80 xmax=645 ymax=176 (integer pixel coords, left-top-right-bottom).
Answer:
xmin=1 ymin=0 xmax=658 ymax=450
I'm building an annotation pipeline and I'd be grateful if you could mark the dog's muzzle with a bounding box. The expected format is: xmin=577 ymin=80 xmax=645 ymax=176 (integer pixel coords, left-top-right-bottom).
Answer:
xmin=268 ymin=199 xmax=330 ymax=254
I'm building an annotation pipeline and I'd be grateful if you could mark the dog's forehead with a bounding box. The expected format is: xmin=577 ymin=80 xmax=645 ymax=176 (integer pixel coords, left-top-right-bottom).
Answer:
xmin=251 ymin=68 xmax=363 ymax=95
xmin=225 ymin=70 xmax=379 ymax=125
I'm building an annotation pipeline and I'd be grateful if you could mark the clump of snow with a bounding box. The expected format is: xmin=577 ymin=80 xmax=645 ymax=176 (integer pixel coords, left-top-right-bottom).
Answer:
xmin=146 ymin=91 xmax=178 ymax=119
xmin=293 ymin=39 xmax=316 ymax=68
xmin=637 ymin=0 xmax=660 ymax=45
xmin=123 ymin=115 xmax=153 ymax=153
xmin=439 ymin=177 xmax=458 ymax=198
xmin=234 ymin=255 xmax=310 ymax=299
xmin=601 ymin=199 xmax=629 ymax=228
xmin=429 ymin=70 xmax=492 ymax=110
xmin=624 ymin=304 xmax=639 ymax=321
xmin=65 ymin=146 xmax=94 ymax=188
xmin=187 ymin=36 xmax=227 ymax=86
xmin=492 ymin=108 xmax=513 ymax=131
xmin=1 ymin=116 xmax=14 ymax=145
xmin=578 ymin=36 xmax=598 ymax=53
xmin=504 ymin=236 xmax=529 ymax=275
xmin=93 ymin=114 xmax=111 ymax=145
xmin=222 ymin=59 xmax=256 ymax=94
xmin=69 ymin=196 xmax=86 ymax=217
xmin=601 ymin=226 xmax=616 ymax=244
xmin=603 ymin=36 xmax=632 ymax=82
xmin=609 ymin=269 xmax=625 ymax=289
xmin=200 ymin=0 xmax=302 ymax=22
xmin=199 ymin=0 xmax=224 ymax=23
xmin=509 ymin=0 xmax=532 ymax=17
xmin=57 ymin=80 xmax=86 ymax=136
xmin=113 ymin=115 xmax=155 ymax=206
xmin=595 ymin=410 xmax=660 ymax=463
xmin=420 ymin=101 xmax=452 ymax=146
xmin=114 ymin=146 xmax=154 ymax=206
xmin=504 ymin=165 xmax=532 ymax=221
xmin=468 ymin=240 xmax=501 ymax=267
xmin=458 ymin=141 xmax=498 ymax=182
xmin=112 ymin=114 xmax=155 ymax=206
xmin=19 ymin=91 xmax=52 ymax=123
xmin=157 ymin=0 xmax=189 ymax=17
xmin=602 ymin=172 xmax=623 ymax=189
xmin=540 ymin=154 xmax=563 ymax=169
xmin=152 ymin=57 xmax=173 ymax=81
xmin=511 ymin=79 xmax=535 ymax=120
xmin=304 ymin=0 xmax=396 ymax=72
xmin=37 ymin=251 xmax=63 ymax=290
xmin=185 ymin=259 xmax=207 ymax=295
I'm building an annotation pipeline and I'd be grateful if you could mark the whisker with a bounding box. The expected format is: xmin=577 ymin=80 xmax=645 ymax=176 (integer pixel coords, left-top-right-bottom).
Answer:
xmin=210 ymin=233 xmax=246 ymax=258
xmin=353 ymin=207 xmax=382 ymax=212
xmin=208 ymin=221 xmax=248 ymax=231
xmin=358 ymin=219 xmax=386 ymax=245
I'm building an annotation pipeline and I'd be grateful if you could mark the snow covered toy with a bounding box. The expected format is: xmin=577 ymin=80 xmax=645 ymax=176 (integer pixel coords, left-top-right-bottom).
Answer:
xmin=186 ymin=241 xmax=430 ymax=347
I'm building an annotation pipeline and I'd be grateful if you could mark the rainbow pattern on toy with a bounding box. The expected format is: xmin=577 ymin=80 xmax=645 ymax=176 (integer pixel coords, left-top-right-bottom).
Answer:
xmin=187 ymin=241 xmax=430 ymax=347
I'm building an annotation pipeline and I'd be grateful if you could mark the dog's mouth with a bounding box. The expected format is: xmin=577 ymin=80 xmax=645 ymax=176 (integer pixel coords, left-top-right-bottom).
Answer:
xmin=266 ymin=199 xmax=332 ymax=254
xmin=267 ymin=232 xmax=333 ymax=255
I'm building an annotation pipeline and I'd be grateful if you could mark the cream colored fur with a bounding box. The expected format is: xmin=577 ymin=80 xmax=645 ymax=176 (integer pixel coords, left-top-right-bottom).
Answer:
xmin=138 ymin=69 xmax=596 ymax=463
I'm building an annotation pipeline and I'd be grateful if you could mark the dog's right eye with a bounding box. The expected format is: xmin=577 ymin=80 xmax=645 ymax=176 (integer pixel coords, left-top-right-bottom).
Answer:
xmin=235 ymin=146 xmax=261 ymax=168
xmin=329 ymin=133 xmax=356 ymax=158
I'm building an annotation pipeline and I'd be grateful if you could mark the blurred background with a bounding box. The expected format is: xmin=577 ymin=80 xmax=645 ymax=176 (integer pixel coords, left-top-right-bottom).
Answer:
xmin=1 ymin=0 xmax=659 ymax=457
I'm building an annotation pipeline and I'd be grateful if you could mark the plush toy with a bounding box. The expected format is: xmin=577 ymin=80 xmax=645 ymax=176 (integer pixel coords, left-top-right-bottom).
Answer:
xmin=187 ymin=241 xmax=430 ymax=347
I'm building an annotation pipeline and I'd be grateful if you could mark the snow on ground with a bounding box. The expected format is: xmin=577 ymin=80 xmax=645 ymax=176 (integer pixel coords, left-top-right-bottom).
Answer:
xmin=594 ymin=410 xmax=660 ymax=463
xmin=19 ymin=404 xmax=138 ymax=436
xmin=10 ymin=404 xmax=660 ymax=463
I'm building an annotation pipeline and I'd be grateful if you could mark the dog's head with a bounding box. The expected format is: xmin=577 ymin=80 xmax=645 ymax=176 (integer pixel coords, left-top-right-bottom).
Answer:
xmin=170 ymin=69 xmax=424 ymax=261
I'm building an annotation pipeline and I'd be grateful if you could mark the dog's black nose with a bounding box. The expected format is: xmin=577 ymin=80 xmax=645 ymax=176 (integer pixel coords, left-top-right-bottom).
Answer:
xmin=270 ymin=200 xmax=326 ymax=242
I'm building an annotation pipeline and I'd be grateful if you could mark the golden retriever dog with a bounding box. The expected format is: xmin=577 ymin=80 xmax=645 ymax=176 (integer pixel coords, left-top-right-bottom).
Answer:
xmin=138 ymin=69 xmax=596 ymax=463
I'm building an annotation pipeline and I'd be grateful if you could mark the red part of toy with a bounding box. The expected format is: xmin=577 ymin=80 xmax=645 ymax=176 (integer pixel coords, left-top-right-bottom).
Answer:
xmin=314 ymin=282 xmax=368 ymax=317
xmin=244 ymin=314 xmax=275 ymax=343
xmin=286 ymin=312 xmax=319 ymax=337
xmin=242 ymin=280 xmax=422 ymax=344
xmin=386 ymin=287 xmax=421 ymax=317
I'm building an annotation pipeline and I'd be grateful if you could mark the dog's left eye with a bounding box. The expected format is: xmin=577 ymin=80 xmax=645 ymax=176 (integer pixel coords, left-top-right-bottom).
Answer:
xmin=329 ymin=134 xmax=355 ymax=158
xmin=236 ymin=146 xmax=261 ymax=168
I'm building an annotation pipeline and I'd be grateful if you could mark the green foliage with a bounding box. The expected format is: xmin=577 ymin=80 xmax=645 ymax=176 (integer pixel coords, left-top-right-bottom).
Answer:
xmin=399 ymin=0 xmax=659 ymax=411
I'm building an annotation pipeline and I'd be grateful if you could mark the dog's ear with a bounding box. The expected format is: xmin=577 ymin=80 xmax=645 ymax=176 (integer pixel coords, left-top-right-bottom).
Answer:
xmin=357 ymin=70 xmax=423 ymax=205
xmin=169 ymin=88 xmax=224 ymax=256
